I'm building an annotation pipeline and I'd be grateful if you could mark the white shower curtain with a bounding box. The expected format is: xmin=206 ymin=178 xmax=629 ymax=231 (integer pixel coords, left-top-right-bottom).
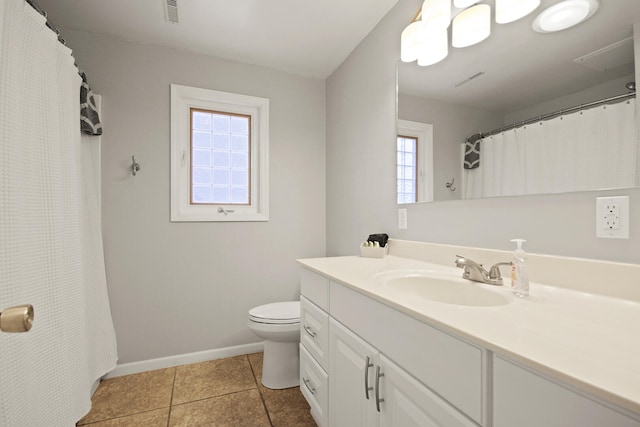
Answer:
xmin=0 ymin=1 xmax=117 ymax=425
xmin=462 ymin=99 xmax=637 ymax=199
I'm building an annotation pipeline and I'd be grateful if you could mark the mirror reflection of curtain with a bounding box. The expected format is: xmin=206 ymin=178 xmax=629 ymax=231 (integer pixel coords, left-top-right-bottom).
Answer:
xmin=462 ymin=99 xmax=637 ymax=199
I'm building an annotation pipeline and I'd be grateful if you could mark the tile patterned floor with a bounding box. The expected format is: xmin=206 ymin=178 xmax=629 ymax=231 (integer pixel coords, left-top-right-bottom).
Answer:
xmin=77 ymin=353 xmax=316 ymax=427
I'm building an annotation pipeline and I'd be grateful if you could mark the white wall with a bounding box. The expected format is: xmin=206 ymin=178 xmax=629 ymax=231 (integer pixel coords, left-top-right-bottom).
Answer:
xmin=326 ymin=0 xmax=640 ymax=264
xmin=505 ymin=73 xmax=636 ymax=124
xmin=65 ymin=30 xmax=326 ymax=364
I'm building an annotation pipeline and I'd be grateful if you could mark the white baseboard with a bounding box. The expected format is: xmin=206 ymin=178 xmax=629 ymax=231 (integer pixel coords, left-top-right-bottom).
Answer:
xmin=104 ymin=342 xmax=264 ymax=379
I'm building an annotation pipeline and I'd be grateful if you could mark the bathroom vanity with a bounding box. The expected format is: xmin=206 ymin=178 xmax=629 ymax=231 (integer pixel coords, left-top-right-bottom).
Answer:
xmin=298 ymin=240 xmax=640 ymax=427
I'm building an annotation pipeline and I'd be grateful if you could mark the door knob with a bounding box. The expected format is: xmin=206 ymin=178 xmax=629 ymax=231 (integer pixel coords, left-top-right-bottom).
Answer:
xmin=0 ymin=304 xmax=34 ymax=333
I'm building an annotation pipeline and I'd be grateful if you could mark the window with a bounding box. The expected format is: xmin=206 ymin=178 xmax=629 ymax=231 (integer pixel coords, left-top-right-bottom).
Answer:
xmin=397 ymin=135 xmax=418 ymax=204
xmin=191 ymin=109 xmax=250 ymax=205
xmin=397 ymin=120 xmax=433 ymax=204
xmin=171 ymin=84 xmax=269 ymax=221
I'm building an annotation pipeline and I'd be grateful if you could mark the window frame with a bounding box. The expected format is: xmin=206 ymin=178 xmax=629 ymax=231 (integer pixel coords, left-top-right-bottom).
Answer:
xmin=171 ymin=84 xmax=269 ymax=222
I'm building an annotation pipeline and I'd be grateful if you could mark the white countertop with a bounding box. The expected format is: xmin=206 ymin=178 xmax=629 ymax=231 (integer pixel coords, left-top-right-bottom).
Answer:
xmin=297 ymin=254 xmax=640 ymax=415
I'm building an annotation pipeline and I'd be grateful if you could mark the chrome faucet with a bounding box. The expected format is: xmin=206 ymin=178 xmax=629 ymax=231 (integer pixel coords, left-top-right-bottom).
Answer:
xmin=455 ymin=255 xmax=511 ymax=286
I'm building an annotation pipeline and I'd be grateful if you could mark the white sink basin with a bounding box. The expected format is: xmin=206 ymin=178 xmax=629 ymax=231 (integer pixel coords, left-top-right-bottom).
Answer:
xmin=374 ymin=270 xmax=509 ymax=307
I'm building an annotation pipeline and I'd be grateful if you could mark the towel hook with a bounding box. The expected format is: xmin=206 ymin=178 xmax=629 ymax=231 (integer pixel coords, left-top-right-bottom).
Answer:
xmin=446 ymin=178 xmax=456 ymax=192
xmin=131 ymin=155 xmax=141 ymax=176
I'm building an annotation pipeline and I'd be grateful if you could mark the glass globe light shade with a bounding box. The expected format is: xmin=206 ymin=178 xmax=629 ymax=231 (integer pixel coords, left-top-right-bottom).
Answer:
xmin=401 ymin=21 xmax=426 ymax=62
xmin=454 ymin=0 xmax=479 ymax=8
xmin=417 ymin=29 xmax=449 ymax=66
xmin=422 ymin=0 xmax=452 ymax=31
xmin=452 ymin=4 xmax=491 ymax=48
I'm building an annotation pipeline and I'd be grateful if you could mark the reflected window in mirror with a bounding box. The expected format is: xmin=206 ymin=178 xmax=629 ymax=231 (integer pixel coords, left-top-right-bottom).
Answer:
xmin=397 ymin=135 xmax=417 ymax=204
xmin=397 ymin=120 xmax=433 ymax=204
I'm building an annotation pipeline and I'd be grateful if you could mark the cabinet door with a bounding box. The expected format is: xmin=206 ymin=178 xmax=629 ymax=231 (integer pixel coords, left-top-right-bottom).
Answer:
xmin=329 ymin=318 xmax=379 ymax=427
xmin=378 ymin=355 xmax=477 ymax=427
xmin=494 ymin=356 xmax=640 ymax=427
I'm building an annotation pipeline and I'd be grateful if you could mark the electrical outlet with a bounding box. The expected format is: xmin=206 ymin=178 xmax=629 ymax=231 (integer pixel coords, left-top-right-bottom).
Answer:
xmin=603 ymin=201 xmax=620 ymax=230
xmin=398 ymin=208 xmax=407 ymax=230
xmin=596 ymin=196 xmax=629 ymax=239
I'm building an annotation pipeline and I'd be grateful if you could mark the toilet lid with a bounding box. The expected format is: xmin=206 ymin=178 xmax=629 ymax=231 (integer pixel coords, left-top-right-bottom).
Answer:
xmin=249 ymin=301 xmax=300 ymax=324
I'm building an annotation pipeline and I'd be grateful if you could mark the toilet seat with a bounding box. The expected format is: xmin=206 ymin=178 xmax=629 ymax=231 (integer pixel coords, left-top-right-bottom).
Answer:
xmin=249 ymin=301 xmax=300 ymax=324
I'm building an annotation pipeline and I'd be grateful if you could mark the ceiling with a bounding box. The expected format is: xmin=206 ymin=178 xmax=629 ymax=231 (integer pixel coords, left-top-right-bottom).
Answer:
xmin=31 ymin=0 xmax=639 ymax=114
xmin=398 ymin=0 xmax=637 ymax=114
xmin=34 ymin=0 xmax=399 ymax=79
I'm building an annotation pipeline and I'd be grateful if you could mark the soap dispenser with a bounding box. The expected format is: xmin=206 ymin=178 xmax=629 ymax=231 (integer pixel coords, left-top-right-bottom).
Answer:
xmin=510 ymin=239 xmax=529 ymax=298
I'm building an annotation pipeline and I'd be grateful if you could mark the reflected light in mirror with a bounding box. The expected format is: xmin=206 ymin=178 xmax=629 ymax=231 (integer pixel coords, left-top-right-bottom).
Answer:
xmin=495 ymin=0 xmax=540 ymax=24
xmin=452 ymin=4 xmax=491 ymax=48
xmin=532 ymin=0 xmax=599 ymax=33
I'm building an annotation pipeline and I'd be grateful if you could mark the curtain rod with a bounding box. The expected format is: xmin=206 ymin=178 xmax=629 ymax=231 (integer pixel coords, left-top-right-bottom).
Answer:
xmin=25 ymin=0 xmax=66 ymax=45
xmin=480 ymin=91 xmax=636 ymax=139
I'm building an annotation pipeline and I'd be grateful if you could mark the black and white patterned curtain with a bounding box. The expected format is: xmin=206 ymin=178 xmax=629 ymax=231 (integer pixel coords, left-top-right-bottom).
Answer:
xmin=79 ymin=70 xmax=103 ymax=135
xmin=463 ymin=133 xmax=482 ymax=169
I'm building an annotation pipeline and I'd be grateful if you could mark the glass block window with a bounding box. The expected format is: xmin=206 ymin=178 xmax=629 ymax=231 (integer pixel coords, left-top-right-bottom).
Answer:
xmin=397 ymin=135 xmax=417 ymax=204
xmin=191 ymin=109 xmax=251 ymax=205
xmin=171 ymin=84 xmax=269 ymax=222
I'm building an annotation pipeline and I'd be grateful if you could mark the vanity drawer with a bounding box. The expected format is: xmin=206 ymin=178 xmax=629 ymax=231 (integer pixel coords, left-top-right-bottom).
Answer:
xmin=330 ymin=281 xmax=486 ymax=425
xmin=300 ymin=269 xmax=329 ymax=311
xmin=300 ymin=296 xmax=329 ymax=370
xmin=300 ymin=344 xmax=328 ymax=427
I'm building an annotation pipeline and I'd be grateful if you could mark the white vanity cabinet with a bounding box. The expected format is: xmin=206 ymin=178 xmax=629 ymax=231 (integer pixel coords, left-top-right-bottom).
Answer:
xmin=329 ymin=317 xmax=477 ymax=427
xmin=329 ymin=281 xmax=486 ymax=425
xmin=493 ymin=356 xmax=640 ymax=427
xmin=299 ymin=270 xmax=330 ymax=427
xmin=298 ymin=250 xmax=640 ymax=426
xmin=300 ymin=267 xmax=485 ymax=427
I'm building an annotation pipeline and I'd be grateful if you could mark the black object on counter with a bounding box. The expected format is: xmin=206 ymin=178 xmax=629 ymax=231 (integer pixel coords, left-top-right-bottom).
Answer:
xmin=367 ymin=234 xmax=389 ymax=248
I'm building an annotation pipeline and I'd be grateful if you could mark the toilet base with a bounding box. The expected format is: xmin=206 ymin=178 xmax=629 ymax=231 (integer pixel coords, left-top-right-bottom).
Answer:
xmin=261 ymin=340 xmax=300 ymax=389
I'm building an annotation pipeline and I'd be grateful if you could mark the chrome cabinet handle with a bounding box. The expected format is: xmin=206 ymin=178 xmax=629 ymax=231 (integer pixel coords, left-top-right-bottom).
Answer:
xmin=375 ymin=365 xmax=384 ymax=412
xmin=302 ymin=377 xmax=316 ymax=395
xmin=303 ymin=325 xmax=316 ymax=338
xmin=364 ymin=356 xmax=374 ymax=399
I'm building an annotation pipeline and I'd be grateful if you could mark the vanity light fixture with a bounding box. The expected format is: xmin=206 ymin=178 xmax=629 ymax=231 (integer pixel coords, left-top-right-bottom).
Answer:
xmin=401 ymin=0 xmax=541 ymax=66
xmin=452 ymin=4 xmax=491 ymax=48
xmin=495 ymin=0 xmax=541 ymax=24
xmin=401 ymin=0 xmax=452 ymax=66
xmin=532 ymin=0 xmax=599 ymax=33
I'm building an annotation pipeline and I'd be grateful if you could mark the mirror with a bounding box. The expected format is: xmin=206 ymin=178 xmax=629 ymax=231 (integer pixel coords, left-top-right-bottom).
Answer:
xmin=397 ymin=0 xmax=637 ymax=203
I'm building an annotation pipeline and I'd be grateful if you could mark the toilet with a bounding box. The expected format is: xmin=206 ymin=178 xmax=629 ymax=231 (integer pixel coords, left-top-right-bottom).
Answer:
xmin=248 ymin=301 xmax=301 ymax=389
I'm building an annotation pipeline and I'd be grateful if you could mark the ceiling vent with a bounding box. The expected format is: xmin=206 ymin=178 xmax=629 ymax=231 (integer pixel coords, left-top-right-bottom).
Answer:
xmin=573 ymin=37 xmax=633 ymax=72
xmin=164 ymin=0 xmax=179 ymax=24
xmin=454 ymin=71 xmax=485 ymax=88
